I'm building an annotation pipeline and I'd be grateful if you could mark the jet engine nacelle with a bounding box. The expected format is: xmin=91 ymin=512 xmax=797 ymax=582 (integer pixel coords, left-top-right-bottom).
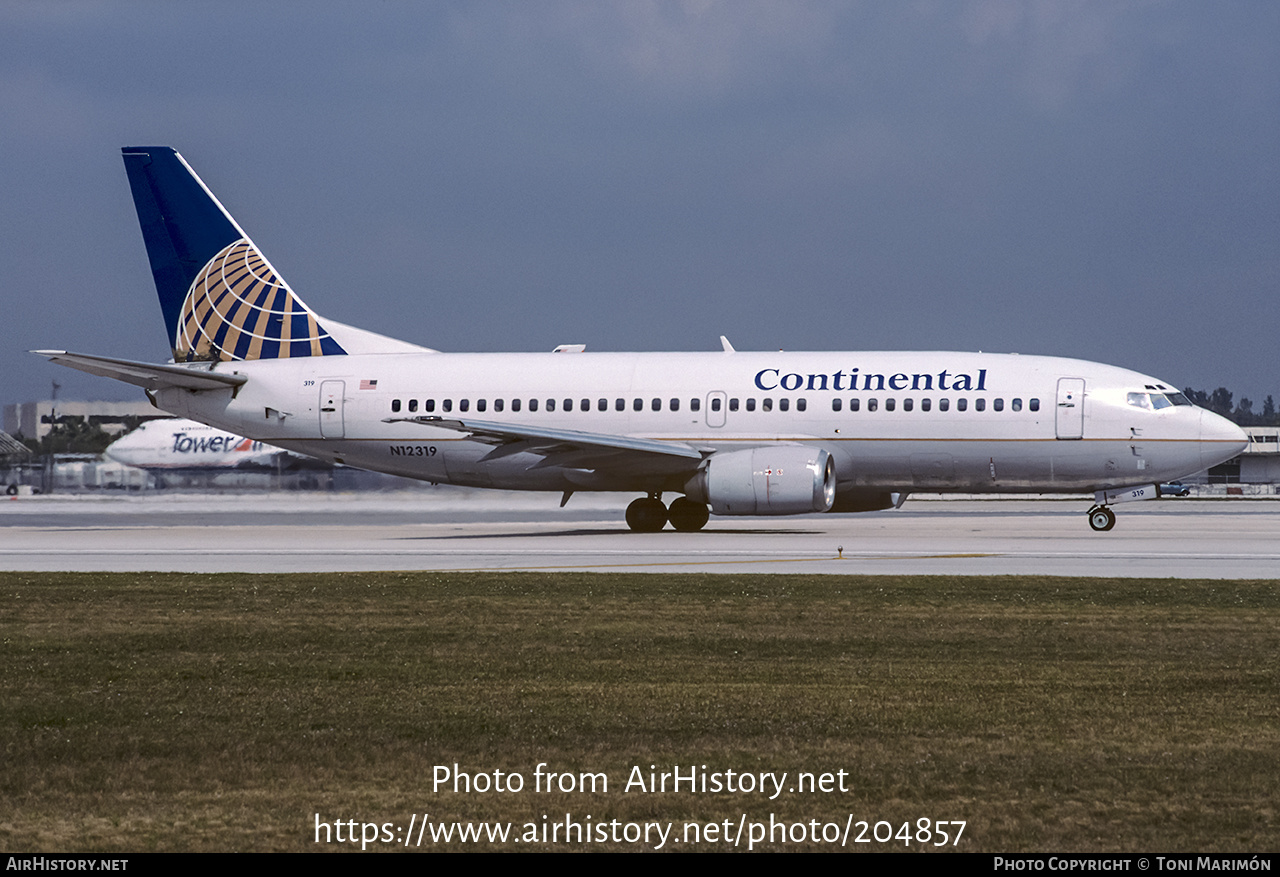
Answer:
xmin=685 ymin=446 xmax=836 ymax=515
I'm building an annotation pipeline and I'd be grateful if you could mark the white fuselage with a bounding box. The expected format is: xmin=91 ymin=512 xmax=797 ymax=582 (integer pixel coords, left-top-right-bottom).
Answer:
xmin=150 ymin=349 xmax=1246 ymax=498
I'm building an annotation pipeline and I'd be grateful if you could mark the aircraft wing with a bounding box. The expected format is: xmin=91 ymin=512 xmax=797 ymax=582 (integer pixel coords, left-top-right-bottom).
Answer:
xmin=31 ymin=350 xmax=247 ymax=392
xmin=384 ymin=416 xmax=707 ymax=473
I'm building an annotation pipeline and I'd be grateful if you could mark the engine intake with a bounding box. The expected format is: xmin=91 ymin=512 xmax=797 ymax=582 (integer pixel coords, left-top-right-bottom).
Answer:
xmin=685 ymin=446 xmax=835 ymax=515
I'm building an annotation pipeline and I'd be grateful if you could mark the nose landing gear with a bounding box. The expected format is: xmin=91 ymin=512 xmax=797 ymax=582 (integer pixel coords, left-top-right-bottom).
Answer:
xmin=1087 ymin=505 xmax=1116 ymax=532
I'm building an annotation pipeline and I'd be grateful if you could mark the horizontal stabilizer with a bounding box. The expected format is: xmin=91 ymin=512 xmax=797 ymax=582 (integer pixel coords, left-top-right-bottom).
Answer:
xmin=31 ymin=350 xmax=247 ymax=392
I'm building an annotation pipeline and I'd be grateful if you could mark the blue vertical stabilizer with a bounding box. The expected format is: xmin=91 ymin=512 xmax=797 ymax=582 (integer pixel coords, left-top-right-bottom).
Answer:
xmin=121 ymin=146 xmax=345 ymax=362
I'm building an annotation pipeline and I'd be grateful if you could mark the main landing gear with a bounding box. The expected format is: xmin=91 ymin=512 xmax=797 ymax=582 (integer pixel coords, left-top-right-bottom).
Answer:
xmin=625 ymin=493 xmax=710 ymax=532
xmin=1087 ymin=505 xmax=1116 ymax=532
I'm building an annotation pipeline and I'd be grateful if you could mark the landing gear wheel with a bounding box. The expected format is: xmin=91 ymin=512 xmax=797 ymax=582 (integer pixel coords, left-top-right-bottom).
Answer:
xmin=667 ymin=496 xmax=710 ymax=532
xmin=625 ymin=497 xmax=668 ymax=532
xmin=1087 ymin=505 xmax=1116 ymax=532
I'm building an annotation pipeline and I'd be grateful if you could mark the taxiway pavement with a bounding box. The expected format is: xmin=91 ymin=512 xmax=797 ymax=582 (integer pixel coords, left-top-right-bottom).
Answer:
xmin=1 ymin=491 xmax=1276 ymax=577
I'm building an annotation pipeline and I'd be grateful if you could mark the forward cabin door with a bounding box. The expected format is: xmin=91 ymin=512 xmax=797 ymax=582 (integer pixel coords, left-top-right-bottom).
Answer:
xmin=1055 ymin=378 xmax=1085 ymax=440
xmin=319 ymin=380 xmax=346 ymax=439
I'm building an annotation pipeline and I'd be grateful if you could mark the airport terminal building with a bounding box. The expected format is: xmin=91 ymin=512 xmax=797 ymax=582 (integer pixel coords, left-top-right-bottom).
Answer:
xmin=1205 ymin=427 xmax=1280 ymax=486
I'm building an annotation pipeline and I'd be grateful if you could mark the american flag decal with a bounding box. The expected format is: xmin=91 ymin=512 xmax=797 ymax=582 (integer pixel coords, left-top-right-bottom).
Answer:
xmin=360 ymin=379 xmax=378 ymax=390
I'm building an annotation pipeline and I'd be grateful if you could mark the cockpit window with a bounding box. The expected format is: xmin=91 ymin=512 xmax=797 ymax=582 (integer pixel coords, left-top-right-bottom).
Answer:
xmin=1129 ymin=391 xmax=1185 ymax=410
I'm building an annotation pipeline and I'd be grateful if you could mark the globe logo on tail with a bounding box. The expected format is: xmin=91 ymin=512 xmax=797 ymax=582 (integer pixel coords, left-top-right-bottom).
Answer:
xmin=175 ymin=240 xmax=345 ymax=362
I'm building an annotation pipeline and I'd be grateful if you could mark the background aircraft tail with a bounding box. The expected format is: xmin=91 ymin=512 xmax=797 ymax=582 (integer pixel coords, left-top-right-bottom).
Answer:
xmin=122 ymin=147 xmax=425 ymax=363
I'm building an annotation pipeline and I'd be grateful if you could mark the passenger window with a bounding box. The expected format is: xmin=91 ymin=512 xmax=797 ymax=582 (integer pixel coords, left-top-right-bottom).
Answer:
xmin=939 ymin=398 xmax=949 ymax=412
xmin=780 ymin=398 xmax=790 ymax=412
xmin=729 ymin=398 xmax=739 ymax=412
xmin=580 ymin=399 xmax=589 ymax=412
xmin=746 ymin=398 xmax=756 ymax=412
xmin=797 ymin=398 xmax=806 ymax=412
xmin=832 ymin=398 xmax=842 ymax=412
xmin=1011 ymin=398 xmax=1021 ymax=412
xmin=648 ymin=398 xmax=658 ymax=411
xmin=921 ymin=398 xmax=931 ymax=412
xmin=425 ymin=399 xmax=435 ymax=413
xmin=868 ymin=399 xmax=878 ymax=412
xmin=993 ymin=398 xmax=1003 ymax=412
xmin=511 ymin=399 xmax=520 ymax=412
xmin=460 ymin=399 xmax=470 ymax=412
xmin=408 ymin=399 xmax=418 ymax=412
xmin=443 ymin=399 xmax=452 ymax=412
xmin=1029 ymin=398 xmax=1039 ymax=412
xmin=670 ymin=398 xmax=680 ymax=412
xmin=598 ymin=398 xmax=607 ymax=412
xmin=494 ymin=399 xmax=504 ymax=412
xmin=546 ymin=399 xmax=555 ymax=412
xmin=885 ymin=398 xmax=895 ymax=412
xmin=691 ymin=398 xmax=701 ymax=412
xmin=956 ymin=398 xmax=966 ymax=412
xmin=711 ymin=397 xmax=722 ymax=412
xmin=564 ymin=399 xmax=572 ymax=412
xmin=391 ymin=399 xmax=401 ymax=413
xmin=527 ymin=399 xmax=536 ymax=412
xmin=477 ymin=399 xmax=487 ymax=412
xmin=634 ymin=398 xmax=643 ymax=412
xmin=903 ymin=398 xmax=913 ymax=412
xmin=615 ymin=398 xmax=624 ymax=411
xmin=762 ymin=398 xmax=773 ymax=412
xmin=849 ymin=398 xmax=859 ymax=412
xmin=975 ymin=398 xmax=985 ymax=412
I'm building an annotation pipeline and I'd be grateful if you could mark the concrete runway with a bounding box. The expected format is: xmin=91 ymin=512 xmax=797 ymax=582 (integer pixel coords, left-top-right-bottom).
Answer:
xmin=2 ymin=490 xmax=1277 ymax=577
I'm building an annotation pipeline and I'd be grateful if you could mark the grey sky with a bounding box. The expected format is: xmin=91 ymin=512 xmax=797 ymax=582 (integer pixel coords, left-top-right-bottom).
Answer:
xmin=3 ymin=1 xmax=1277 ymax=408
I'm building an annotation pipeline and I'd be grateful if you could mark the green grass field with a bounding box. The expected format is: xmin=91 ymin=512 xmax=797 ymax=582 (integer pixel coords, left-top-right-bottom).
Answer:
xmin=2 ymin=572 xmax=1276 ymax=852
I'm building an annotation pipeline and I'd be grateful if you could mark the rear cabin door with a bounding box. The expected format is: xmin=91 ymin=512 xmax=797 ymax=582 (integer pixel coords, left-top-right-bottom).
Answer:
xmin=319 ymin=380 xmax=346 ymax=439
xmin=1055 ymin=378 xmax=1085 ymax=440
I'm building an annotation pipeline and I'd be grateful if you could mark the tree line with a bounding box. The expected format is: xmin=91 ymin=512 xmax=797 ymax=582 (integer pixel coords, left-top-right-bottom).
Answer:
xmin=1183 ymin=388 xmax=1279 ymax=427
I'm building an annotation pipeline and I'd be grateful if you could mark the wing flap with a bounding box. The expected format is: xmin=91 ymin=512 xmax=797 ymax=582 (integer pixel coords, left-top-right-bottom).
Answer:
xmin=32 ymin=350 xmax=247 ymax=392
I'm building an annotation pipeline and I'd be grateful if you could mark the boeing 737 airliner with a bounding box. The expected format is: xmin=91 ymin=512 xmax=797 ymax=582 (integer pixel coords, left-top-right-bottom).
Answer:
xmin=36 ymin=147 xmax=1248 ymax=531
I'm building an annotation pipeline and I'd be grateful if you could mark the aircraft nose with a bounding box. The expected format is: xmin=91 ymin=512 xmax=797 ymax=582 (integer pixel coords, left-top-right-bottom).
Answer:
xmin=1199 ymin=409 xmax=1248 ymax=470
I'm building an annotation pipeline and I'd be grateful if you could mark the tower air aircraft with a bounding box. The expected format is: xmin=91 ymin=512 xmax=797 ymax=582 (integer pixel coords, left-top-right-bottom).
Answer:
xmin=36 ymin=147 xmax=1247 ymax=532
xmin=104 ymin=418 xmax=328 ymax=477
